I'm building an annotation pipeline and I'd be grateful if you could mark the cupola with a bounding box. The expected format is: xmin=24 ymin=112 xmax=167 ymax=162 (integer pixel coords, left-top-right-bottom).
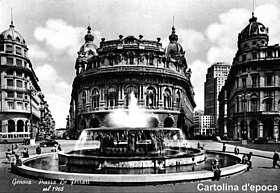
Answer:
xmin=237 ymin=13 xmax=269 ymax=50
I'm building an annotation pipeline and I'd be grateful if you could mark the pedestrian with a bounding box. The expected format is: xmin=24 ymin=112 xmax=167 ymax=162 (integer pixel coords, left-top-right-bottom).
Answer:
xmin=52 ymin=145 xmax=57 ymax=152
xmin=10 ymin=152 xmax=16 ymax=173
xmin=222 ymin=143 xmax=226 ymax=152
xmin=5 ymin=149 xmax=12 ymax=164
xmin=212 ymin=160 xmax=221 ymax=181
xmin=15 ymin=154 xmax=22 ymax=166
xmin=246 ymin=152 xmax=253 ymax=171
xmin=36 ymin=145 xmax=41 ymax=155
xmin=242 ymin=154 xmax=247 ymax=164
xmin=22 ymin=148 xmax=29 ymax=158
xmin=57 ymin=144 xmax=62 ymax=151
xmin=234 ymin=146 xmax=239 ymax=155
xmin=272 ymin=150 xmax=280 ymax=168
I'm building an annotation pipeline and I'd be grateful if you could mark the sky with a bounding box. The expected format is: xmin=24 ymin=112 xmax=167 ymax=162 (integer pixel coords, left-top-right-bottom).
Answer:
xmin=1 ymin=0 xmax=280 ymax=128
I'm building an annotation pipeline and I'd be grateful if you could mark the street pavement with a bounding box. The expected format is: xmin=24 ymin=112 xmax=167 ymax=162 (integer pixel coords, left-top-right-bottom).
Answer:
xmin=0 ymin=139 xmax=279 ymax=193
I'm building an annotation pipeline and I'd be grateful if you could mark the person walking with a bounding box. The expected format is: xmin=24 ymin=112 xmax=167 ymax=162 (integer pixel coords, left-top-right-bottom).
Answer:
xmin=212 ymin=159 xmax=221 ymax=181
xmin=5 ymin=149 xmax=12 ymax=164
xmin=272 ymin=150 xmax=280 ymax=168
xmin=222 ymin=143 xmax=226 ymax=152
xmin=57 ymin=144 xmax=62 ymax=151
xmin=22 ymin=148 xmax=29 ymax=158
xmin=36 ymin=145 xmax=41 ymax=155
xmin=10 ymin=152 xmax=16 ymax=173
xmin=234 ymin=146 xmax=239 ymax=155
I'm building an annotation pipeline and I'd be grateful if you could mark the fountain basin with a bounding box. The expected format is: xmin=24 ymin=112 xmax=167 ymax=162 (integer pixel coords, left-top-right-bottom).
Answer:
xmin=16 ymin=152 xmax=246 ymax=185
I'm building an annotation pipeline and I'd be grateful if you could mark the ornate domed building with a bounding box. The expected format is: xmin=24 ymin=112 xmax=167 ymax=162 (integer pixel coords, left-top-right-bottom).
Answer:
xmin=219 ymin=13 xmax=280 ymax=141
xmin=68 ymin=26 xmax=196 ymax=139
xmin=0 ymin=21 xmax=55 ymax=141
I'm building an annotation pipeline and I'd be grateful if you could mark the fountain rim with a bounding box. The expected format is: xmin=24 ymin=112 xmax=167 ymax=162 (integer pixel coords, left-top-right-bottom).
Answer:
xmin=82 ymin=127 xmax=183 ymax=131
xmin=15 ymin=151 xmax=247 ymax=185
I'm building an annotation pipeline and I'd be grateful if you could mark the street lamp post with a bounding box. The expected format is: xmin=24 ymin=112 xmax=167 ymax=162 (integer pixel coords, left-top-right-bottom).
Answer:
xmin=28 ymin=85 xmax=36 ymax=142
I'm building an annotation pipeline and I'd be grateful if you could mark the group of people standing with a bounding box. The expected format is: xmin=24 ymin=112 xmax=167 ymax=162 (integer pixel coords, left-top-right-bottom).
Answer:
xmin=5 ymin=144 xmax=23 ymax=173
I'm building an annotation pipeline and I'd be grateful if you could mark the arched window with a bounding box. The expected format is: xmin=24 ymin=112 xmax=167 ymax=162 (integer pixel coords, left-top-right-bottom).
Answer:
xmin=82 ymin=91 xmax=87 ymax=104
xmin=146 ymin=87 xmax=156 ymax=107
xmin=16 ymin=37 xmax=21 ymax=42
xmin=25 ymin=120 xmax=29 ymax=132
xmin=107 ymin=87 xmax=117 ymax=107
xmin=91 ymin=89 xmax=99 ymax=108
xmin=17 ymin=120 xmax=24 ymax=132
xmin=8 ymin=120 xmax=15 ymax=132
xmin=125 ymin=86 xmax=138 ymax=107
xmin=176 ymin=91 xmax=181 ymax=108
xmin=164 ymin=89 xmax=172 ymax=108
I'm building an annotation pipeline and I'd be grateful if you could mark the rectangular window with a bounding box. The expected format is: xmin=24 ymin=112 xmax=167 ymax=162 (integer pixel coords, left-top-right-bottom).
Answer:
xmin=251 ymin=99 xmax=257 ymax=111
xmin=16 ymin=71 xmax=22 ymax=77
xmin=266 ymin=75 xmax=272 ymax=86
xmin=242 ymin=54 xmax=246 ymax=62
xmin=17 ymin=93 xmax=23 ymax=98
xmin=7 ymin=58 xmax=13 ymax=65
xmin=6 ymin=45 xmax=13 ymax=53
xmin=6 ymin=70 xmax=13 ymax=76
xmin=16 ymin=59 xmax=22 ymax=67
xmin=252 ymin=76 xmax=257 ymax=87
xmin=7 ymin=91 xmax=14 ymax=98
xmin=17 ymin=102 xmax=23 ymax=110
xmin=0 ymin=44 xmax=4 ymax=51
xmin=7 ymin=79 xmax=13 ymax=86
xmin=25 ymin=103 xmax=28 ymax=110
xmin=16 ymin=80 xmax=23 ymax=88
xmin=252 ymin=52 xmax=257 ymax=59
xmin=16 ymin=47 xmax=22 ymax=55
xmin=8 ymin=102 xmax=14 ymax=109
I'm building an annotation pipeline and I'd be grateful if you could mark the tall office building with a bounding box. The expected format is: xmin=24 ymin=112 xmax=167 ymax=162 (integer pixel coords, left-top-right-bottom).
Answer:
xmin=204 ymin=62 xmax=230 ymax=128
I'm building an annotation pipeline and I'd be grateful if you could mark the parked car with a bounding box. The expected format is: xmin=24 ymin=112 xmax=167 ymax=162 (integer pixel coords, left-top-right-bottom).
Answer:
xmin=40 ymin=140 xmax=59 ymax=147
xmin=254 ymin=137 xmax=268 ymax=144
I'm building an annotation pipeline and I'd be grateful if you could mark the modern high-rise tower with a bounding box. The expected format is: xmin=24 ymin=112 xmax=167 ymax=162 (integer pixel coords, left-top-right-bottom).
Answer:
xmin=204 ymin=62 xmax=231 ymax=128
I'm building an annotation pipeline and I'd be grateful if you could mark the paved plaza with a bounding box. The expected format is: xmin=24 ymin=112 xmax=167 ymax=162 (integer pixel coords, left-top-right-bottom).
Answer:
xmin=0 ymin=140 xmax=279 ymax=193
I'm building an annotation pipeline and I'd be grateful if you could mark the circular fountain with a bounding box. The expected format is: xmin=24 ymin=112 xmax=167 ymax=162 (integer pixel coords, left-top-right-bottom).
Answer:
xmin=58 ymin=127 xmax=206 ymax=171
xmin=15 ymin=93 xmax=247 ymax=185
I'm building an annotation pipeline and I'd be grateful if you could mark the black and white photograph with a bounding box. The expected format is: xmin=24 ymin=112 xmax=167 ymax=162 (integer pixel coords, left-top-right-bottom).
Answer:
xmin=0 ymin=0 xmax=279 ymax=192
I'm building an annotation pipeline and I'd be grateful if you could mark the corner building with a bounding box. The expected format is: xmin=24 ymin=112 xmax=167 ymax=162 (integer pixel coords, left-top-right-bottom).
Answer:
xmin=219 ymin=14 xmax=280 ymax=141
xmin=0 ymin=22 xmax=47 ymax=138
xmin=69 ymin=26 xmax=196 ymax=139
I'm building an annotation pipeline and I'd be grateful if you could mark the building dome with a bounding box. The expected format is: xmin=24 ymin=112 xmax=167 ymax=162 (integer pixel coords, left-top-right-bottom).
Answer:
xmin=238 ymin=14 xmax=269 ymax=49
xmin=78 ymin=26 xmax=98 ymax=57
xmin=165 ymin=27 xmax=184 ymax=57
xmin=0 ymin=22 xmax=26 ymax=44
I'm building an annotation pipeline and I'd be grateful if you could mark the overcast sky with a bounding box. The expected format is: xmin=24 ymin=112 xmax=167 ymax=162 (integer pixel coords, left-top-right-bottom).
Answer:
xmin=1 ymin=0 xmax=280 ymax=128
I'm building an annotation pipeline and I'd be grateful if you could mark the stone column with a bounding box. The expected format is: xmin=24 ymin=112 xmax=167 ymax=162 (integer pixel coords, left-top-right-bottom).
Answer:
xmin=274 ymin=117 xmax=279 ymax=142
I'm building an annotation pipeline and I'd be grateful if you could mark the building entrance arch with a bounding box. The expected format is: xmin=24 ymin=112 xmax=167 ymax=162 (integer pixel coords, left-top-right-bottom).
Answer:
xmin=249 ymin=120 xmax=258 ymax=140
xmin=164 ymin=117 xmax=174 ymax=127
xmin=147 ymin=117 xmax=158 ymax=128
xmin=263 ymin=119 xmax=274 ymax=139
